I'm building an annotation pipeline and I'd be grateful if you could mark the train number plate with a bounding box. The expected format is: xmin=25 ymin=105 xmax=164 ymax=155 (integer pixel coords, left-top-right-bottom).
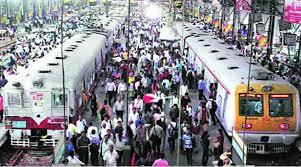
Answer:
xmin=12 ymin=121 xmax=27 ymax=129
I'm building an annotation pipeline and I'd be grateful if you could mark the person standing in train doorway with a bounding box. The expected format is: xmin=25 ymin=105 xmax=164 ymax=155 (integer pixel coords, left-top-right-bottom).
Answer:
xmin=206 ymin=96 xmax=218 ymax=126
xmin=0 ymin=94 xmax=3 ymax=123
xmin=105 ymin=78 xmax=116 ymax=106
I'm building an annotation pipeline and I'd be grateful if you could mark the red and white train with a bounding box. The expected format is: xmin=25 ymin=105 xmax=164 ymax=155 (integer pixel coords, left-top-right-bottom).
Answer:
xmin=3 ymin=7 xmax=128 ymax=147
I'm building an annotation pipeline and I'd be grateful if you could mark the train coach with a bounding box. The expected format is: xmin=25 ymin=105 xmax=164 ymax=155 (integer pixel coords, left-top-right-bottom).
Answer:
xmin=175 ymin=22 xmax=301 ymax=154
xmin=2 ymin=7 xmax=128 ymax=147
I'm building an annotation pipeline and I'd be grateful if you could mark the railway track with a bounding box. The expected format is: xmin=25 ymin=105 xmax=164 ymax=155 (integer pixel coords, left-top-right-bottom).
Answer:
xmin=0 ymin=140 xmax=54 ymax=166
xmin=5 ymin=150 xmax=54 ymax=166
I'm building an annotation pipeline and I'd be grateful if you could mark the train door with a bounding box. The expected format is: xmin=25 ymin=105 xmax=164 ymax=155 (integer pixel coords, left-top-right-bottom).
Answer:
xmin=215 ymin=84 xmax=228 ymax=123
xmin=203 ymin=69 xmax=216 ymax=100
xmin=187 ymin=47 xmax=195 ymax=65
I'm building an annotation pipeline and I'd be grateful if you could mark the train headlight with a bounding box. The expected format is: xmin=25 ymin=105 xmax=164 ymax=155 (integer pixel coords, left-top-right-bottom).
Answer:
xmin=261 ymin=85 xmax=272 ymax=92
xmin=242 ymin=123 xmax=252 ymax=129
xmin=279 ymin=123 xmax=289 ymax=130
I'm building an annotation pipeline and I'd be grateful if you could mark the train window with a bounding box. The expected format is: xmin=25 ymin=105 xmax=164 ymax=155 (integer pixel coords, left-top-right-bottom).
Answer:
xmin=52 ymin=93 xmax=68 ymax=107
xmin=7 ymin=93 xmax=22 ymax=107
xmin=269 ymin=95 xmax=293 ymax=117
xmin=239 ymin=94 xmax=263 ymax=117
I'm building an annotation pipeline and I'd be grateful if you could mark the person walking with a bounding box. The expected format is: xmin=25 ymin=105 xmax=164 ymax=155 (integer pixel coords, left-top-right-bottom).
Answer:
xmin=76 ymin=116 xmax=87 ymax=135
xmin=206 ymin=97 xmax=218 ymax=126
xmin=182 ymin=127 xmax=193 ymax=165
xmin=76 ymin=131 xmax=90 ymax=165
xmin=100 ymin=133 xmax=115 ymax=162
xmin=197 ymin=77 xmax=205 ymax=100
xmin=89 ymin=129 xmax=100 ymax=166
xmin=117 ymin=80 xmax=127 ymax=100
xmin=152 ymin=153 xmax=169 ymax=167
xmin=90 ymin=91 xmax=98 ymax=117
xmin=167 ymin=118 xmax=178 ymax=153
xmin=103 ymin=144 xmax=119 ymax=167
xmin=115 ymin=132 xmax=125 ymax=165
xmin=113 ymin=97 xmax=125 ymax=119
xmin=201 ymin=131 xmax=210 ymax=166
xmin=105 ymin=79 xmax=116 ymax=105
xmin=150 ymin=120 xmax=164 ymax=155
xmin=213 ymin=129 xmax=224 ymax=160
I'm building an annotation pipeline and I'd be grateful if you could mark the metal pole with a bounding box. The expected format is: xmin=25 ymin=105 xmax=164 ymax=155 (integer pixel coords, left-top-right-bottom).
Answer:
xmin=106 ymin=0 xmax=109 ymax=17
xmin=221 ymin=0 xmax=225 ymax=31
xmin=246 ymin=0 xmax=253 ymax=44
xmin=297 ymin=35 xmax=301 ymax=63
xmin=267 ymin=0 xmax=275 ymax=57
xmin=125 ymin=0 xmax=130 ymax=133
xmin=176 ymin=1 xmax=184 ymax=165
xmin=60 ymin=0 xmax=67 ymax=150
xmin=0 ymin=0 xmax=2 ymax=24
xmin=242 ymin=0 xmax=254 ymax=164
xmin=232 ymin=0 xmax=237 ymax=42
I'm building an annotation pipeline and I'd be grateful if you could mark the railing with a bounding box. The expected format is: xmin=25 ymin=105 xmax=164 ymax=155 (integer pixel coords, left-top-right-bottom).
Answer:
xmin=11 ymin=139 xmax=31 ymax=147
xmin=40 ymin=138 xmax=59 ymax=147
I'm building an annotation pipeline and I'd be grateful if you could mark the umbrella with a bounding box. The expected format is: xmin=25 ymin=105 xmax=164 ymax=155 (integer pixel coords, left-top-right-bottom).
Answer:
xmin=143 ymin=94 xmax=160 ymax=103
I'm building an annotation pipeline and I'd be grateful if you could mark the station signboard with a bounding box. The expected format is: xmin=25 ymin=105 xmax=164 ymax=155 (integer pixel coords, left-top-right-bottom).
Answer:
xmin=283 ymin=33 xmax=297 ymax=46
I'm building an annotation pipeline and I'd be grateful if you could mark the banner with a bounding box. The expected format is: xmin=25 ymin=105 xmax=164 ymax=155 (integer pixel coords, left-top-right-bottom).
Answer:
xmin=236 ymin=0 xmax=250 ymax=12
xmin=283 ymin=0 xmax=301 ymax=24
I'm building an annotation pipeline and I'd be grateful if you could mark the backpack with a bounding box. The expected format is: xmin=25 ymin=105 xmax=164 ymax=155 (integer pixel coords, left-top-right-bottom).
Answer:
xmin=169 ymin=123 xmax=178 ymax=139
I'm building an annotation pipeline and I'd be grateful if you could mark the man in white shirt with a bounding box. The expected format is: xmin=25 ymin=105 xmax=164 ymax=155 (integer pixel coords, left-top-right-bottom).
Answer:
xmin=128 ymin=107 xmax=139 ymax=124
xmin=87 ymin=122 xmax=98 ymax=138
xmin=117 ymin=80 xmax=126 ymax=100
xmin=103 ymin=144 xmax=119 ymax=166
xmin=179 ymin=83 xmax=189 ymax=97
xmin=113 ymin=97 xmax=125 ymax=119
xmin=76 ymin=116 xmax=87 ymax=134
xmin=105 ymin=79 xmax=116 ymax=105
xmin=141 ymin=76 xmax=148 ymax=89
xmin=134 ymin=95 xmax=144 ymax=113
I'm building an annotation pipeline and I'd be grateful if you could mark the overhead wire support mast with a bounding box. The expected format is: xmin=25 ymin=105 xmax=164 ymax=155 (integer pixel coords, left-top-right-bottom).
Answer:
xmin=243 ymin=0 xmax=255 ymax=164
xmin=125 ymin=0 xmax=130 ymax=134
xmin=60 ymin=0 xmax=67 ymax=153
xmin=176 ymin=0 xmax=184 ymax=165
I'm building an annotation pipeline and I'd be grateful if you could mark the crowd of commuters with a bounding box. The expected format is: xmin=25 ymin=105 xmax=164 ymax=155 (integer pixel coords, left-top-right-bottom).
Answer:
xmin=62 ymin=6 xmax=235 ymax=167
xmin=0 ymin=5 xmax=105 ymax=87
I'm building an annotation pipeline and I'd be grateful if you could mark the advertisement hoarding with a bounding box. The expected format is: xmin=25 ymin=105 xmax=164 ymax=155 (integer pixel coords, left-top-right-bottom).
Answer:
xmin=283 ymin=0 xmax=301 ymax=23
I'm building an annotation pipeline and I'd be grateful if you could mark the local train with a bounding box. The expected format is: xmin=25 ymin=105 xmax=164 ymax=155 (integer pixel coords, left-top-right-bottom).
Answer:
xmin=175 ymin=22 xmax=301 ymax=154
xmin=3 ymin=7 xmax=128 ymax=147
